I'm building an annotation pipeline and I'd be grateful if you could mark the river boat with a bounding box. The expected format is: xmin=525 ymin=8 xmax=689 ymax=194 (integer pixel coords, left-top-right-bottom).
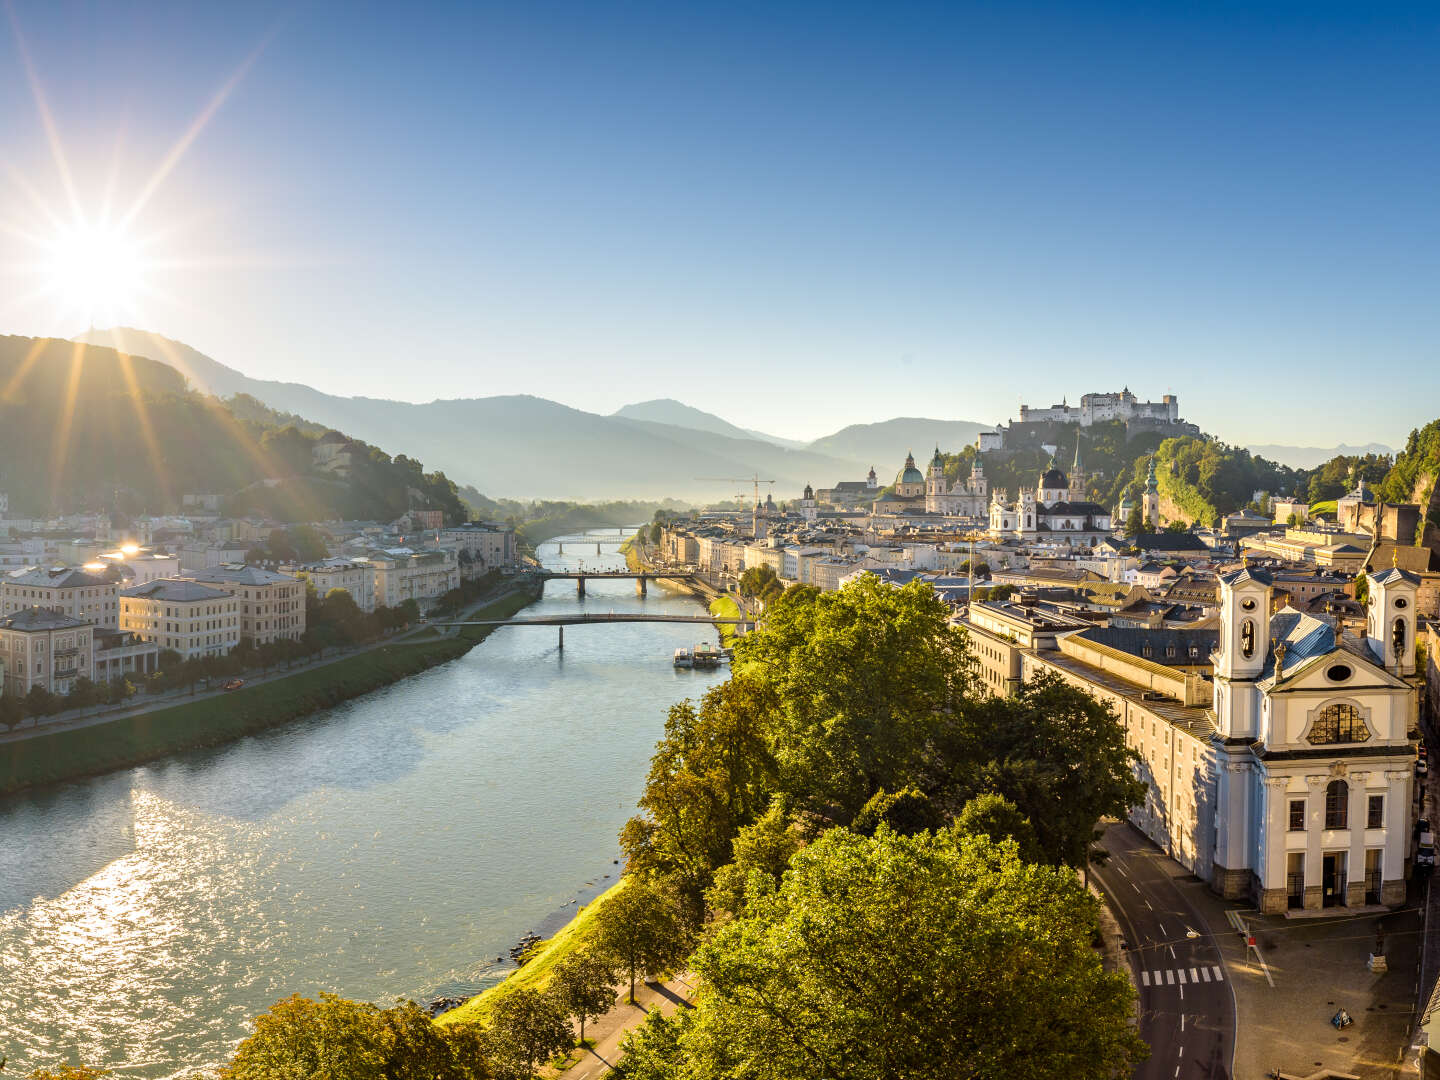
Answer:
xmin=673 ymin=643 xmax=724 ymax=669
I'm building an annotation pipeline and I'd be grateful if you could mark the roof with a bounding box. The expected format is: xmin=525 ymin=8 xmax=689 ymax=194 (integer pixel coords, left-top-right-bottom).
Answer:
xmin=1040 ymin=467 xmax=1069 ymax=489
xmin=1132 ymin=533 xmax=1209 ymax=553
xmin=0 ymin=608 xmax=91 ymax=632
xmin=123 ymin=579 xmax=235 ymax=603
xmin=1369 ymin=566 xmax=1422 ymax=587
xmin=5 ymin=566 xmax=114 ymax=589
xmin=1042 ymin=501 xmax=1109 ymax=515
xmin=182 ymin=565 xmax=300 ymax=587
xmin=1074 ymin=625 xmax=1219 ymax=666
xmin=1218 ymin=564 xmax=1274 ymax=587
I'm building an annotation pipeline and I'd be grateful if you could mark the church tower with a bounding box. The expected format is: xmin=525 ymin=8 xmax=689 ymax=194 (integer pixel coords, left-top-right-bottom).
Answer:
xmin=799 ymin=483 xmax=817 ymax=524
xmin=1213 ymin=565 xmax=1272 ymax=739
xmin=1142 ymin=456 xmax=1161 ymax=528
xmin=925 ymin=447 xmax=947 ymax=512
xmin=1068 ymin=436 xmax=1087 ymax=500
xmin=1366 ymin=567 xmax=1419 ymax=676
xmin=866 ymin=466 xmax=878 ymax=491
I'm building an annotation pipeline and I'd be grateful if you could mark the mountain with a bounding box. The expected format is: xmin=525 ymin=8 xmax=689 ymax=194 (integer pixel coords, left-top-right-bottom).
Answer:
xmin=74 ymin=329 xmax=862 ymax=501
xmin=0 ymin=335 xmax=467 ymax=522
xmin=612 ymin=399 xmax=805 ymax=449
xmin=1247 ymin=442 xmax=1394 ymax=470
xmin=807 ymin=418 xmax=991 ymax=472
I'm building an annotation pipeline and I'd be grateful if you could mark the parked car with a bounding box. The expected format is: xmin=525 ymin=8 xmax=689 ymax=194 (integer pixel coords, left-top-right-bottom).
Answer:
xmin=1417 ymin=816 xmax=1432 ymax=837
xmin=1419 ymin=757 xmax=1430 ymax=778
xmin=1421 ymin=743 xmax=1429 ymax=760
xmin=222 ymin=679 xmax=245 ymax=692
xmin=1418 ymin=844 xmax=1436 ymax=869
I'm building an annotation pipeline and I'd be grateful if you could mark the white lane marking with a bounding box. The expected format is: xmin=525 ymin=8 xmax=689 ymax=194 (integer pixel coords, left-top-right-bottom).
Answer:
xmin=1166 ymin=970 xmax=1175 ymax=984
xmin=1190 ymin=967 xmax=1199 ymax=982
xmin=1169 ymin=945 xmax=1177 ymax=959
xmin=1177 ymin=969 xmax=1187 ymax=984
xmin=1146 ymin=899 xmax=1154 ymax=910
xmin=1212 ymin=965 xmax=1225 ymax=982
xmin=1158 ymin=922 xmax=1168 ymax=937
xmin=1153 ymin=969 xmax=1163 ymax=984
xmin=1179 ymin=984 xmax=1184 ymax=1000
xmin=1200 ymin=967 xmax=1211 ymax=982
xmin=1178 ymin=1045 xmax=1184 ymax=1057
xmin=1180 ymin=1014 xmax=1185 ymax=1032
xmin=1142 ymin=970 xmax=1151 ymax=986
xmin=1132 ymin=882 xmax=1141 ymax=893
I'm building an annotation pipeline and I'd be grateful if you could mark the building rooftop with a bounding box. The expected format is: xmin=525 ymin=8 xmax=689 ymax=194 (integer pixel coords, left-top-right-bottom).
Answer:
xmin=123 ymin=579 xmax=236 ymax=603
xmin=4 ymin=566 xmax=114 ymax=589
xmin=0 ymin=608 xmax=91 ymax=632
xmin=182 ymin=564 xmax=300 ymax=586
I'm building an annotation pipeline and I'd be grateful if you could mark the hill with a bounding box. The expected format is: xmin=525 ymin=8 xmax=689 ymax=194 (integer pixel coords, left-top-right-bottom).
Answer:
xmin=612 ymin=399 xmax=804 ymax=449
xmin=76 ymin=329 xmax=868 ymax=500
xmin=807 ymin=417 xmax=991 ymax=473
xmin=1247 ymin=442 xmax=1394 ymax=470
xmin=0 ymin=335 xmax=466 ymax=523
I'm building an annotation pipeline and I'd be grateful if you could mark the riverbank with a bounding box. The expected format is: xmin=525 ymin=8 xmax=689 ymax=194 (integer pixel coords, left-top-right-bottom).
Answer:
xmin=0 ymin=584 xmax=539 ymax=797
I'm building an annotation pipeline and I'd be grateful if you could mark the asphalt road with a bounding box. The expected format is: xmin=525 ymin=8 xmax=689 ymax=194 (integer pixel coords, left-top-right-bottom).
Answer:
xmin=1093 ymin=823 xmax=1237 ymax=1080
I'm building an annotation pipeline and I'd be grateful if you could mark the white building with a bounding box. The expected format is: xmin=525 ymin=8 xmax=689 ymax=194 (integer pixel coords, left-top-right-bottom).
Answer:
xmin=0 ymin=609 xmax=94 ymax=697
xmin=988 ymin=455 xmax=1113 ymax=546
xmin=1018 ymin=388 xmax=1180 ymax=427
xmin=120 ymin=579 xmax=241 ymax=659
xmin=289 ymin=558 xmax=377 ymax=613
xmin=370 ymin=549 xmax=460 ymax=609
xmin=924 ymin=450 xmax=989 ymax=516
xmin=1 ymin=566 xmax=121 ymax=629
xmin=176 ymin=565 xmax=307 ymax=645
xmin=436 ymin=522 xmax=518 ymax=576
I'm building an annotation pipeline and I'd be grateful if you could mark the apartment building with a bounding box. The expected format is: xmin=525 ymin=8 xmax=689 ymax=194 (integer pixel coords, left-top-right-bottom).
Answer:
xmin=0 ymin=566 xmax=121 ymax=628
xmin=0 ymin=609 xmax=94 ymax=696
xmin=120 ymin=580 xmax=241 ymax=659
xmin=288 ymin=558 xmax=377 ymax=613
xmin=176 ymin=565 xmax=306 ymax=645
xmin=370 ymin=550 xmax=460 ymax=609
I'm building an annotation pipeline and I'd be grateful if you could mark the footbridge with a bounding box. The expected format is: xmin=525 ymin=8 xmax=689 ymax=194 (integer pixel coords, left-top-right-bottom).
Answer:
xmin=539 ymin=569 xmax=699 ymax=597
xmin=431 ymin=610 xmax=753 ymax=649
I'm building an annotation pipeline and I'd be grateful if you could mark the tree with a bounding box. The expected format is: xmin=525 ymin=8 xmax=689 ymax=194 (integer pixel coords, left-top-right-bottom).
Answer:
xmin=619 ymin=827 xmax=1147 ymax=1080
xmin=738 ymin=564 xmax=783 ymax=606
xmin=24 ymin=684 xmax=58 ymax=722
xmin=954 ymin=792 xmax=1044 ymax=863
xmin=592 ymin=878 xmax=691 ymax=1003
xmin=487 ymin=988 xmax=572 ymax=1076
xmin=732 ymin=576 xmax=974 ymax=821
xmin=1 ymin=693 xmax=26 ymax=731
xmin=705 ymin=801 xmax=803 ymax=916
xmin=850 ymin=785 xmax=941 ymax=837
xmin=221 ymin=993 xmax=491 ymax=1080
xmin=26 ymin=1068 xmax=110 ymax=1080
xmin=1123 ymin=504 xmax=1154 ymax=538
xmin=549 ymin=951 xmax=618 ymax=1045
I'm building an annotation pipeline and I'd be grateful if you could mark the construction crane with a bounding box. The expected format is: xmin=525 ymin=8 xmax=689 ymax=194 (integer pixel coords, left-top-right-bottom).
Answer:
xmin=696 ymin=475 xmax=776 ymax=507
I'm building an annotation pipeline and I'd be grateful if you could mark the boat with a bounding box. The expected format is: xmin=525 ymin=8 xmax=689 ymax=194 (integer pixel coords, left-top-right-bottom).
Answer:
xmin=674 ymin=643 xmax=725 ymax=669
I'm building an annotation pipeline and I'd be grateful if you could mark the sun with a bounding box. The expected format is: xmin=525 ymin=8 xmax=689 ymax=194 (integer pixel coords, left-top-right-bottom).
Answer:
xmin=39 ymin=218 xmax=148 ymax=329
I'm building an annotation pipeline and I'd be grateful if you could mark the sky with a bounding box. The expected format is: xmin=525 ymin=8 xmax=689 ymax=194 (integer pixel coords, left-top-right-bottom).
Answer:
xmin=0 ymin=1 xmax=1436 ymax=448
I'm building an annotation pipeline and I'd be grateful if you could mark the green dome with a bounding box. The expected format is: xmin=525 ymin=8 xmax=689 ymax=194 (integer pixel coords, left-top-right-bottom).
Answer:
xmin=900 ymin=466 xmax=924 ymax=484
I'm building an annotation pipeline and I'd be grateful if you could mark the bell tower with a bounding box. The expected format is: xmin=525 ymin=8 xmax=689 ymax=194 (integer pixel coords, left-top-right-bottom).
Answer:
xmin=1214 ymin=565 xmax=1272 ymax=739
xmin=1366 ymin=567 xmax=1419 ymax=676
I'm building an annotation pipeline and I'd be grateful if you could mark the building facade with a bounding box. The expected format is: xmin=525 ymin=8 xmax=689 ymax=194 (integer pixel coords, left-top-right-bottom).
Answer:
xmin=120 ymin=579 xmax=242 ymax=659
xmin=176 ymin=565 xmax=307 ymax=645
xmin=0 ymin=609 xmax=94 ymax=697
xmin=1 ymin=567 xmax=121 ymax=628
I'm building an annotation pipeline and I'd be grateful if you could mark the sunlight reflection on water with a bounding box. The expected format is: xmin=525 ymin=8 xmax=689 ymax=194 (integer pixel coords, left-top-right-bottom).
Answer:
xmin=0 ymin=532 xmax=723 ymax=1076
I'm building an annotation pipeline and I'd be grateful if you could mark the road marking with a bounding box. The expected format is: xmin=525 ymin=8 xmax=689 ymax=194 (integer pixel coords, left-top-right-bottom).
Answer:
xmin=1142 ymin=970 xmax=1151 ymax=986
xmin=1200 ymin=967 xmax=1211 ymax=982
xmin=1153 ymin=969 xmax=1163 ymax=984
xmin=1166 ymin=970 xmax=1175 ymax=984
xmin=1169 ymin=945 xmax=1177 ymax=959
xmin=1158 ymin=921 xmax=1167 ymax=936
xmin=1177 ymin=969 xmax=1187 ymax=984
xmin=1180 ymin=1014 xmax=1185 ymax=1032
xmin=1179 ymin=984 xmax=1184 ymax=1000
xmin=1132 ymin=882 xmax=1141 ymax=893
xmin=1178 ymin=1045 xmax=1184 ymax=1057
xmin=1146 ymin=899 xmax=1153 ymax=910
xmin=1212 ymin=965 xmax=1225 ymax=982
xmin=1190 ymin=967 xmax=1199 ymax=982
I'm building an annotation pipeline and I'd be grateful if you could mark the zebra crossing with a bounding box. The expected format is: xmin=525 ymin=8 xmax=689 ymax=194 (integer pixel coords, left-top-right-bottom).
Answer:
xmin=1140 ymin=965 xmax=1224 ymax=987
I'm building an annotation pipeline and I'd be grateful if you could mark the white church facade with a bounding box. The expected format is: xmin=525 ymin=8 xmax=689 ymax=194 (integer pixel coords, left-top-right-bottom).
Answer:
xmin=987 ymin=448 xmax=1113 ymax=545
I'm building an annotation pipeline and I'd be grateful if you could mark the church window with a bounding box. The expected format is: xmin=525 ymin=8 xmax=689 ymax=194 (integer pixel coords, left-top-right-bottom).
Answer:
xmin=1240 ymin=619 xmax=1255 ymax=659
xmin=1367 ymin=795 xmax=1384 ymax=829
xmin=1288 ymin=799 xmax=1305 ymax=831
xmin=1395 ymin=597 xmax=1408 ymax=610
xmin=1393 ymin=617 xmax=1406 ymax=656
xmin=1241 ymin=598 xmax=1257 ymax=611
xmin=1308 ymin=703 xmax=1368 ymax=745
xmin=1324 ymin=781 xmax=1348 ymax=829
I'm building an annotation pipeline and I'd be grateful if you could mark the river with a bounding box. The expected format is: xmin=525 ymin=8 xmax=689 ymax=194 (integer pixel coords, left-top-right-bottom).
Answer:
xmin=0 ymin=531 xmax=725 ymax=1077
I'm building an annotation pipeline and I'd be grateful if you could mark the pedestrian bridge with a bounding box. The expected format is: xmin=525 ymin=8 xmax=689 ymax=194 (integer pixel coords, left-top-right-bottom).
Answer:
xmin=538 ymin=569 xmax=699 ymax=596
xmin=431 ymin=610 xmax=752 ymax=649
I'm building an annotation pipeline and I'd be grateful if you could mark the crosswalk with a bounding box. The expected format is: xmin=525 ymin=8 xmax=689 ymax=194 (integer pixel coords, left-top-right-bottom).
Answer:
xmin=1140 ymin=965 xmax=1224 ymax=987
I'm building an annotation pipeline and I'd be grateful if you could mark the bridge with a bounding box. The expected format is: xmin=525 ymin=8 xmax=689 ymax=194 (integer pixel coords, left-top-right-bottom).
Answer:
xmin=539 ymin=569 xmax=699 ymax=597
xmin=431 ymin=611 xmax=753 ymax=649
xmin=552 ymin=531 xmax=631 ymax=555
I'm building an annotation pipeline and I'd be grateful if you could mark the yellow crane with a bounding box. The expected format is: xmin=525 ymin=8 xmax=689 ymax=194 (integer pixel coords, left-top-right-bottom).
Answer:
xmin=696 ymin=475 xmax=776 ymax=507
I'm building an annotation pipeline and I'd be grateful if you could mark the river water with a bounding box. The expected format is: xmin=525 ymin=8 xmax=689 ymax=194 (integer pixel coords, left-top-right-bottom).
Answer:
xmin=0 ymin=531 xmax=724 ymax=1077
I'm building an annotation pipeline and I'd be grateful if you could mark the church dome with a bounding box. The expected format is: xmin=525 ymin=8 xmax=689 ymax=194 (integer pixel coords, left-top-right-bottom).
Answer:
xmin=898 ymin=451 xmax=924 ymax=485
xmin=930 ymin=446 xmax=945 ymax=468
xmin=1040 ymin=466 xmax=1068 ymax=490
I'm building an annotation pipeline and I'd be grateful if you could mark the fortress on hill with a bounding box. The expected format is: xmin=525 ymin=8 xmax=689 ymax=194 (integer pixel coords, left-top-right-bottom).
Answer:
xmin=978 ymin=387 xmax=1200 ymax=450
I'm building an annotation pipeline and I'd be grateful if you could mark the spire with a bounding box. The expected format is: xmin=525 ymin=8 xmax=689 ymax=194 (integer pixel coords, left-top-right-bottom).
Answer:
xmin=1145 ymin=455 xmax=1158 ymax=494
xmin=1072 ymin=433 xmax=1084 ymax=471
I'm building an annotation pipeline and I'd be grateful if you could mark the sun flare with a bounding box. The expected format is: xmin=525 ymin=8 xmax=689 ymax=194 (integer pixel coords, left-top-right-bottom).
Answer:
xmin=40 ymin=218 xmax=148 ymax=328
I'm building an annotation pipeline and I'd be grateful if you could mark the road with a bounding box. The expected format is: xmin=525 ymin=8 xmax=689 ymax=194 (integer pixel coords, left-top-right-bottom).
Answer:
xmin=1092 ymin=823 xmax=1237 ymax=1080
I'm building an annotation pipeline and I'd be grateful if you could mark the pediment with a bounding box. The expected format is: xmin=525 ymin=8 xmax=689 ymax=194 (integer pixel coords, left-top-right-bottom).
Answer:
xmin=1270 ymin=646 xmax=1407 ymax=693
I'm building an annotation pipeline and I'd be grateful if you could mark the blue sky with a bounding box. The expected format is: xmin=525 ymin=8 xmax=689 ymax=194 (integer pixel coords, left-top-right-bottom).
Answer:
xmin=1 ymin=1 xmax=1436 ymax=447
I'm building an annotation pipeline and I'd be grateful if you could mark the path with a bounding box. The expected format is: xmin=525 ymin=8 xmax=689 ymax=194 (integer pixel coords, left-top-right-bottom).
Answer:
xmin=546 ymin=974 xmax=695 ymax=1079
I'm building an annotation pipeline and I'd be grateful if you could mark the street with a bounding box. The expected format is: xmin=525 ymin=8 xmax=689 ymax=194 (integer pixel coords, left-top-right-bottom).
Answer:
xmin=1092 ymin=823 xmax=1237 ymax=1079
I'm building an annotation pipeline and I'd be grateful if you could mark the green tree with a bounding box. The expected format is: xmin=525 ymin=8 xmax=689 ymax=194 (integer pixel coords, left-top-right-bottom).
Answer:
xmin=738 ymin=564 xmax=783 ymax=605
xmin=592 ymin=878 xmax=691 ymax=1003
xmin=24 ymin=684 xmax=58 ymax=721
xmin=705 ymin=801 xmax=803 ymax=916
xmin=0 ymin=693 xmax=25 ymax=731
xmin=954 ymin=792 xmax=1044 ymax=863
xmin=620 ymin=826 xmax=1146 ymax=1080
xmin=732 ymin=576 xmax=974 ymax=821
xmin=549 ymin=951 xmax=618 ymax=1045
xmin=850 ymin=785 xmax=941 ymax=837
xmin=27 ymin=1068 xmax=111 ymax=1080
xmin=486 ymin=988 xmax=571 ymax=1077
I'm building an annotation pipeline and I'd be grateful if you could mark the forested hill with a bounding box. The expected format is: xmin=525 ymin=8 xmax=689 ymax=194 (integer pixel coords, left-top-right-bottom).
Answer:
xmin=1379 ymin=420 xmax=1440 ymax=542
xmin=0 ymin=335 xmax=467 ymax=523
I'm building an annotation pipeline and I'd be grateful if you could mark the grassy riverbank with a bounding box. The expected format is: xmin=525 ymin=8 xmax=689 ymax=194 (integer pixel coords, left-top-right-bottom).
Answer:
xmin=436 ymin=878 xmax=628 ymax=1027
xmin=0 ymin=587 xmax=538 ymax=797
xmin=709 ymin=595 xmax=743 ymax=646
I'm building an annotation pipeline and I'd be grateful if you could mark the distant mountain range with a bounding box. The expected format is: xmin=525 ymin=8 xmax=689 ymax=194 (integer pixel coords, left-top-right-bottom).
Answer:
xmin=75 ymin=329 xmax=985 ymax=501
xmin=1247 ymin=442 xmax=1394 ymax=470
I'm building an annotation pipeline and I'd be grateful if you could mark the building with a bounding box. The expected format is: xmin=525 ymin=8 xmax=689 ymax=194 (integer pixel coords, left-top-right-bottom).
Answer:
xmin=1019 ymin=565 xmax=1419 ymax=912
xmin=289 ymin=558 xmax=377 ymax=613
xmin=176 ymin=565 xmax=307 ymax=644
xmin=370 ymin=550 xmax=461 ymax=609
xmin=798 ymin=484 xmax=818 ymax=524
xmin=871 ymin=452 xmax=927 ymax=515
xmin=925 ymin=450 xmax=989 ymax=516
xmin=987 ymin=459 xmax=1114 ymax=545
xmin=817 ymin=467 xmax=880 ymax=509
xmin=0 ymin=608 xmax=94 ymax=697
xmin=1019 ymin=389 xmax=1181 ymax=427
xmin=437 ymin=522 xmax=518 ymax=575
xmin=1 ymin=566 xmax=121 ymax=628
xmin=120 ymin=579 xmax=241 ymax=659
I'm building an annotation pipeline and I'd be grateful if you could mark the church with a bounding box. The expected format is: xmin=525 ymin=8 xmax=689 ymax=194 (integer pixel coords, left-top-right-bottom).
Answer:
xmin=986 ymin=444 xmax=1113 ymax=544
xmin=925 ymin=449 xmax=989 ymax=516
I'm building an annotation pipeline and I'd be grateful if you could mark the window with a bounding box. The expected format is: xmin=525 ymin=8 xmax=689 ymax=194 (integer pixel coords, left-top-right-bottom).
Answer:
xmin=1308 ymin=703 xmax=1369 ymax=745
xmin=1368 ymin=795 xmax=1384 ymax=829
xmin=1289 ymin=799 xmax=1305 ymax=831
xmin=1325 ymin=780 xmax=1348 ymax=829
xmin=1241 ymin=618 xmax=1255 ymax=658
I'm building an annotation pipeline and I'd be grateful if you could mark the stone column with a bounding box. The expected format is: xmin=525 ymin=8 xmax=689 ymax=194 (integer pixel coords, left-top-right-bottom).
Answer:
xmin=1346 ymin=771 xmax=1370 ymax=907
xmin=1304 ymin=774 xmax=1329 ymax=910
xmin=1259 ymin=775 xmax=1292 ymax=914
xmin=1383 ymin=768 xmax=1412 ymax=906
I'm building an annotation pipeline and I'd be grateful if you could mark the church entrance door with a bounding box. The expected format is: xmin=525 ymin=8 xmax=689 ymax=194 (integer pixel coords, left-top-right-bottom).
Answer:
xmin=1322 ymin=853 xmax=1347 ymax=908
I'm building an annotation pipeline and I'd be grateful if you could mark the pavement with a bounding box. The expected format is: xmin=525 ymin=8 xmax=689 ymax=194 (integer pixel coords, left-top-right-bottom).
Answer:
xmin=1095 ymin=821 xmax=1423 ymax=1080
xmin=545 ymin=973 xmax=695 ymax=1079
xmin=1093 ymin=823 xmax=1237 ymax=1080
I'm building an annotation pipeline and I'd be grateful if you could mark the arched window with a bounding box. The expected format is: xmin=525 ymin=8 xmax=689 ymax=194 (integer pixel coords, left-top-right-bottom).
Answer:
xmin=1324 ymin=780 xmax=1348 ymax=829
xmin=1240 ymin=618 xmax=1255 ymax=659
xmin=1393 ymin=617 xmax=1407 ymax=658
xmin=1308 ymin=703 xmax=1369 ymax=745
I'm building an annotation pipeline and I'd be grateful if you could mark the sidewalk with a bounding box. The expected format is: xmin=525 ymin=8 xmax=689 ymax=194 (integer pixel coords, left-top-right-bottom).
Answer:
xmin=545 ymin=974 xmax=695 ymax=1079
xmin=1171 ymin=866 xmax=1420 ymax=1079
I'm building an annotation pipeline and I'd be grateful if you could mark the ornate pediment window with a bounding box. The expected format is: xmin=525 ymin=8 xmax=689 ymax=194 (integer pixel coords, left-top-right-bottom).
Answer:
xmin=1307 ymin=702 xmax=1370 ymax=745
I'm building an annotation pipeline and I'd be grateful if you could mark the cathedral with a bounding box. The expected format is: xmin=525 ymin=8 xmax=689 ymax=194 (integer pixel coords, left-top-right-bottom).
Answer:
xmin=986 ymin=443 xmax=1113 ymax=544
xmin=925 ymin=449 xmax=989 ymax=516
